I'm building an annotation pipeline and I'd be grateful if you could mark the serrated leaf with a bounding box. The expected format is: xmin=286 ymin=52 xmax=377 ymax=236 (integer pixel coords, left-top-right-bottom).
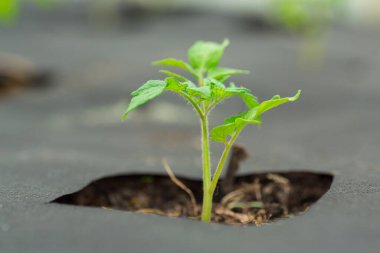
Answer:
xmin=224 ymin=111 xmax=248 ymax=124
xmin=236 ymin=90 xmax=301 ymax=127
xmin=225 ymin=83 xmax=251 ymax=93
xmin=159 ymin=70 xmax=187 ymax=82
xmin=256 ymin=89 xmax=301 ymax=115
xmin=207 ymin=79 xmax=258 ymax=109
xmin=163 ymin=78 xmax=211 ymax=100
xmin=210 ymin=123 xmax=236 ymax=143
xmin=186 ymin=83 xmax=211 ymax=99
xmin=240 ymin=93 xmax=259 ymax=109
xmin=208 ymin=79 xmax=247 ymax=95
xmin=207 ymin=67 xmax=249 ymax=80
xmin=188 ymin=39 xmax=229 ymax=71
xmin=211 ymin=90 xmax=300 ymax=143
xmin=122 ymin=80 xmax=167 ymax=120
xmin=165 ymin=77 xmax=211 ymax=100
xmin=235 ymin=115 xmax=262 ymax=128
xmin=207 ymin=79 xmax=227 ymax=98
xmin=153 ymin=58 xmax=197 ymax=76
xmin=211 ymin=109 xmax=262 ymax=143
xmin=165 ymin=77 xmax=188 ymax=92
xmin=236 ymin=90 xmax=301 ymax=126
xmin=211 ymin=110 xmax=262 ymax=143
xmin=228 ymin=107 xmax=261 ymax=129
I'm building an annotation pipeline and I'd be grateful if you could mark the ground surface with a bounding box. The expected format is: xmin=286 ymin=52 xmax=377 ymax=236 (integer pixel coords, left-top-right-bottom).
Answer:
xmin=0 ymin=7 xmax=380 ymax=253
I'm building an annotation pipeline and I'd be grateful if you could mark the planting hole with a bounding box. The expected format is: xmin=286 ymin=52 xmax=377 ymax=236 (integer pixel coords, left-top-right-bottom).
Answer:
xmin=52 ymin=171 xmax=333 ymax=225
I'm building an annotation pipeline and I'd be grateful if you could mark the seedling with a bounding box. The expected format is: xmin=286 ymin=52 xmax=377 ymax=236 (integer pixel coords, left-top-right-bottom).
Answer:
xmin=122 ymin=39 xmax=300 ymax=223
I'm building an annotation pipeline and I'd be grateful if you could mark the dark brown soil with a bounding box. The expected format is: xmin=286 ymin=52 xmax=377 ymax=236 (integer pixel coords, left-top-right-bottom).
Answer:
xmin=52 ymin=170 xmax=333 ymax=225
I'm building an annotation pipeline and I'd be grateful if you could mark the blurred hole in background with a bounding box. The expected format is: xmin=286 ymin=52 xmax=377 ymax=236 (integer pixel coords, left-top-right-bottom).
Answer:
xmin=0 ymin=53 xmax=53 ymax=97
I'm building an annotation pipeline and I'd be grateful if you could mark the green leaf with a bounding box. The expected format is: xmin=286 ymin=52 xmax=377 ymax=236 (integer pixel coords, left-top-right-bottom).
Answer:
xmin=219 ymin=75 xmax=231 ymax=83
xmin=224 ymin=111 xmax=248 ymax=124
xmin=207 ymin=79 xmax=258 ymax=109
xmin=235 ymin=90 xmax=301 ymax=127
xmin=210 ymin=123 xmax=236 ymax=143
xmin=207 ymin=79 xmax=234 ymax=95
xmin=225 ymin=83 xmax=251 ymax=93
xmin=211 ymin=109 xmax=262 ymax=143
xmin=240 ymin=93 xmax=259 ymax=109
xmin=208 ymin=79 xmax=227 ymax=99
xmin=207 ymin=67 xmax=249 ymax=80
xmin=153 ymin=58 xmax=188 ymax=69
xmin=235 ymin=118 xmax=262 ymax=127
xmin=225 ymin=85 xmax=258 ymax=109
xmin=165 ymin=77 xmax=210 ymax=101
xmin=186 ymin=82 xmax=211 ymax=99
xmin=257 ymin=89 xmax=301 ymax=115
xmin=188 ymin=39 xmax=229 ymax=71
xmin=165 ymin=77 xmax=188 ymax=92
xmin=211 ymin=90 xmax=301 ymax=143
xmin=122 ymin=80 xmax=167 ymax=120
xmin=211 ymin=110 xmax=262 ymax=143
xmin=159 ymin=70 xmax=187 ymax=82
xmin=152 ymin=58 xmax=197 ymax=77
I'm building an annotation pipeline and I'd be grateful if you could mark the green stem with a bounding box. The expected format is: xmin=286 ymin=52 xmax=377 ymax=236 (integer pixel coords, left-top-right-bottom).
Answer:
xmin=209 ymin=128 xmax=242 ymax=196
xmin=179 ymin=84 xmax=212 ymax=222
xmin=200 ymin=115 xmax=212 ymax=223
xmin=180 ymin=89 xmax=212 ymax=222
xmin=179 ymin=92 xmax=203 ymax=117
xmin=198 ymin=70 xmax=204 ymax=87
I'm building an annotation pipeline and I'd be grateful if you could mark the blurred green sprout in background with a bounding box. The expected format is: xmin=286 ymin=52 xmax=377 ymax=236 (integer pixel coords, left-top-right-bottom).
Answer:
xmin=270 ymin=0 xmax=345 ymax=35
xmin=0 ymin=0 xmax=18 ymax=23
xmin=0 ymin=0 xmax=53 ymax=24
xmin=270 ymin=0 xmax=346 ymax=65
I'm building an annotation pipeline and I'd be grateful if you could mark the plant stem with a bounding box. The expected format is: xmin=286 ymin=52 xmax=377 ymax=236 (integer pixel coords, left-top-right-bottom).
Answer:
xmin=179 ymin=90 xmax=212 ymax=222
xmin=200 ymin=115 xmax=212 ymax=223
xmin=179 ymin=92 xmax=203 ymax=117
xmin=209 ymin=129 xmax=241 ymax=197
xmin=198 ymin=70 xmax=204 ymax=87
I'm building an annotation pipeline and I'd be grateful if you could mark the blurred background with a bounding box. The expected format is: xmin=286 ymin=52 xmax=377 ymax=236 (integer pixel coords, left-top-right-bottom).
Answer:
xmin=1 ymin=0 xmax=380 ymax=179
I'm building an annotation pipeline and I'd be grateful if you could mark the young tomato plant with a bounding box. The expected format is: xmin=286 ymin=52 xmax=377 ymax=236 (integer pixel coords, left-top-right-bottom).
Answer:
xmin=122 ymin=39 xmax=301 ymax=223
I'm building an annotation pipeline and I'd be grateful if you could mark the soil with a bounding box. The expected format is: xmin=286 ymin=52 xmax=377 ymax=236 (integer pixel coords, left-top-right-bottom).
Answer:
xmin=52 ymin=147 xmax=333 ymax=226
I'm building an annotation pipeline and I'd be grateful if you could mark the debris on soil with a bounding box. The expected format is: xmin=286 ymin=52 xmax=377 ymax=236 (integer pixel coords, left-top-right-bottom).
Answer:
xmin=52 ymin=146 xmax=333 ymax=226
xmin=162 ymin=158 xmax=198 ymax=216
